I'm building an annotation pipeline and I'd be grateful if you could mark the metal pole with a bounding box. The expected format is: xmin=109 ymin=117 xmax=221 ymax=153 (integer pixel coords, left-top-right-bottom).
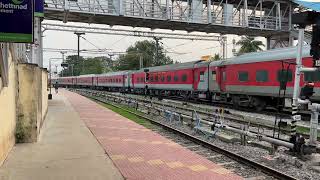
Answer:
xmin=309 ymin=104 xmax=320 ymax=146
xmin=207 ymin=0 xmax=212 ymax=24
xmin=139 ymin=54 xmax=143 ymax=69
xmin=49 ymin=59 xmax=52 ymax=95
xmin=74 ymin=32 xmax=85 ymax=73
xmin=243 ymin=0 xmax=248 ymax=27
xmin=78 ymin=35 xmax=81 ymax=72
xmin=291 ymin=28 xmax=305 ymax=136
xmin=277 ymin=2 xmax=281 ymax=30
xmin=71 ymin=64 xmax=74 ymax=76
xmin=153 ymin=37 xmax=161 ymax=65
xmin=155 ymin=37 xmax=159 ymax=64
xmin=224 ymin=37 xmax=227 ymax=59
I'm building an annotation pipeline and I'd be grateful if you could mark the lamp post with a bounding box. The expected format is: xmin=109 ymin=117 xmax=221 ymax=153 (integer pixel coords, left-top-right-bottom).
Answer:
xmin=48 ymin=58 xmax=63 ymax=100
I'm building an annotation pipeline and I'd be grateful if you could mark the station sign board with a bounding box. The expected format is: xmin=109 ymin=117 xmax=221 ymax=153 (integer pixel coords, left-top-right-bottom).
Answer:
xmin=0 ymin=0 xmax=33 ymax=43
xmin=34 ymin=0 xmax=43 ymax=17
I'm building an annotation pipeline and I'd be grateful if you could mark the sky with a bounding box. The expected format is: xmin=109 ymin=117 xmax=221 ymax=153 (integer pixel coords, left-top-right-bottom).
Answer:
xmin=42 ymin=20 xmax=266 ymax=71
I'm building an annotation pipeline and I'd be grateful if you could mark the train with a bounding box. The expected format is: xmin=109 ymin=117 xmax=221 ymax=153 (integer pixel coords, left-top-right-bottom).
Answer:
xmin=53 ymin=46 xmax=320 ymax=111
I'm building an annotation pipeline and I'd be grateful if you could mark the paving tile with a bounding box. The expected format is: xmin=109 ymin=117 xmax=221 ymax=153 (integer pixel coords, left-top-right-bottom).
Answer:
xmin=64 ymin=90 xmax=244 ymax=180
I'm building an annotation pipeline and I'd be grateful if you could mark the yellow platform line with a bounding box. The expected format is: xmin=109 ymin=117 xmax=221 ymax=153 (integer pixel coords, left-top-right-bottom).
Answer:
xmin=110 ymin=154 xmax=232 ymax=175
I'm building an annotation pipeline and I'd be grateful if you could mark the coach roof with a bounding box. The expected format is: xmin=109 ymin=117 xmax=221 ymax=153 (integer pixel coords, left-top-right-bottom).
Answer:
xmin=95 ymin=71 xmax=130 ymax=77
xmin=145 ymin=60 xmax=203 ymax=72
xmin=210 ymin=46 xmax=311 ymax=67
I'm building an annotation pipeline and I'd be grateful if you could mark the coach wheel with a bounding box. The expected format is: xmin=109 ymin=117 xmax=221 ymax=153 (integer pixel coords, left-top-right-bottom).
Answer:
xmin=252 ymin=97 xmax=266 ymax=112
xmin=232 ymin=96 xmax=240 ymax=109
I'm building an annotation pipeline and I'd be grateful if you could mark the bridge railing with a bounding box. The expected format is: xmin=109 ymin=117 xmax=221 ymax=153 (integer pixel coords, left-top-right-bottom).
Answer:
xmin=45 ymin=0 xmax=290 ymax=32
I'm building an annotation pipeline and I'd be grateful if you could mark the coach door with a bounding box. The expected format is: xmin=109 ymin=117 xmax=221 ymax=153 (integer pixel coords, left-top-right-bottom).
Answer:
xmin=131 ymin=74 xmax=134 ymax=89
xmin=123 ymin=75 xmax=127 ymax=88
xmin=218 ymin=66 xmax=227 ymax=92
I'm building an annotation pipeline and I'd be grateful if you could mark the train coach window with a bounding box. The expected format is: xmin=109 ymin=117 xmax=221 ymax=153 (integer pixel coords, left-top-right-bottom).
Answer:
xmin=304 ymin=71 xmax=320 ymax=82
xmin=174 ymin=75 xmax=179 ymax=82
xmin=150 ymin=75 xmax=154 ymax=82
xmin=256 ymin=70 xmax=268 ymax=82
xmin=277 ymin=70 xmax=293 ymax=82
xmin=222 ymin=72 xmax=226 ymax=81
xmin=182 ymin=74 xmax=187 ymax=82
xmin=212 ymin=71 xmax=216 ymax=81
xmin=141 ymin=77 xmax=144 ymax=82
xmin=155 ymin=75 xmax=159 ymax=82
xmin=161 ymin=75 xmax=165 ymax=82
xmin=238 ymin=71 xmax=248 ymax=82
xmin=167 ymin=75 xmax=171 ymax=82
xmin=200 ymin=71 xmax=205 ymax=82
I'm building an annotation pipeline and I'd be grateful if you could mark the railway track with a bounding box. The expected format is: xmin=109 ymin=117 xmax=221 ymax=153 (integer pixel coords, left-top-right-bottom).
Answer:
xmin=72 ymin=88 xmax=297 ymax=180
xmin=77 ymin=89 xmax=310 ymax=141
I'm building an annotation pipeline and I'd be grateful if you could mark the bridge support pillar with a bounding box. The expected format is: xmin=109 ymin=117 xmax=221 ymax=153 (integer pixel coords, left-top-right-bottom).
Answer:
xmin=191 ymin=0 xmax=202 ymax=23
xmin=30 ymin=17 xmax=43 ymax=67
xmin=113 ymin=0 xmax=124 ymax=15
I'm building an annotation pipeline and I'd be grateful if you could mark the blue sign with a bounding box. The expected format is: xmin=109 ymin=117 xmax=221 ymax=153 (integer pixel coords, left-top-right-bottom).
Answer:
xmin=34 ymin=0 xmax=43 ymax=17
xmin=0 ymin=0 xmax=33 ymax=43
xmin=294 ymin=0 xmax=320 ymax=12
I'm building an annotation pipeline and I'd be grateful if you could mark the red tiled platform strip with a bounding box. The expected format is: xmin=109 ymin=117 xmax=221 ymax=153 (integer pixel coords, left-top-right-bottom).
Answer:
xmin=63 ymin=90 xmax=243 ymax=180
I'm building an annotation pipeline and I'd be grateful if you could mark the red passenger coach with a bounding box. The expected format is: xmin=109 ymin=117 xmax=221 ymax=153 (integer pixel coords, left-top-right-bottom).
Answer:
xmin=96 ymin=71 xmax=130 ymax=91
xmin=59 ymin=77 xmax=74 ymax=87
xmin=77 ymin=75 xmax=94 ymax=87
xmin=144 ymin=61 xmax=201 ymax=96
xmin=208 ymin=46 xmax=315 ymax=110
xmin=131 ymin=70 xmax=145 ymax=93
xmin=57 ymin=46 xmax=320 ymax=111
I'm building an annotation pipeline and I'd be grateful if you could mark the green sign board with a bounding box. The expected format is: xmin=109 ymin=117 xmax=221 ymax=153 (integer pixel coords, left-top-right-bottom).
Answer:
xmin=0 ymin=0 xmax=34 ymax=43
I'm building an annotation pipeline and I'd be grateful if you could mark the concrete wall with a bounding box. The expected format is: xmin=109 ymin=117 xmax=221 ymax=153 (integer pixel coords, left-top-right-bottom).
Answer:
xmin=16 ymin=64 xmax=48 ymax=143
xmin=0 ymin=45 xmax=48 ymax=165
xmin=41 ymin=69 xmax=48 ymax=129
xmin=0 ymin=47 xmax=17 ymax=165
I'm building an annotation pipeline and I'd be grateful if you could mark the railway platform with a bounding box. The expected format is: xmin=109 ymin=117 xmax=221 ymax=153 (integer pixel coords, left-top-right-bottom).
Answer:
xmin=0 ymin=90 xmax=124 ymax=180
xmin=0 ymin=90 xmax=243 ymax=180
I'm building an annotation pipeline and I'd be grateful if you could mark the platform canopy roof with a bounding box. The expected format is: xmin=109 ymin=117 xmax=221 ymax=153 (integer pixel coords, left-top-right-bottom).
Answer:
xmin=294 ymin=0 xmax=320 ymax=12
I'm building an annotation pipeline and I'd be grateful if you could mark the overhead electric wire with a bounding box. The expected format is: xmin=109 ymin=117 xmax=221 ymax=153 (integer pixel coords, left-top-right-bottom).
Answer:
xmin=164 ymin=41 xmax=195 ymax=50
xmin=81 ymin=36 xmax=107 ymax=51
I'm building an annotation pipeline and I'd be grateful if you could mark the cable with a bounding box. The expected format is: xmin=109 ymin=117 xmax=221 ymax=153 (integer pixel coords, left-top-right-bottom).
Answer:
xmin=81 ymin=36 xmax=105 ymax=51
xmin=108 ymin=27 xmax=143 ymax=48
xmin=164 ymin=41 xmax=195 ymax=50
xmin=162 ymin=43 xmax=184 ymax=55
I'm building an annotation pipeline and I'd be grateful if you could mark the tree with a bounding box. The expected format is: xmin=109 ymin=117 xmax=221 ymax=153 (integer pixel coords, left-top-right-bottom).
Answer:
xmin=236 ymin=36 xmax=265 ymax=56
xmin=115 ymin=40 xmax=173 ymax=70
xmin=210 ymin=54 xmax=221 ymax=61
xmin=60 ymin=55 xmax=112 ymax=76
xmin=60 ymin=55 xmax=84 ymax=76
xmin=80 ymin=57 xmax=105 ymax=75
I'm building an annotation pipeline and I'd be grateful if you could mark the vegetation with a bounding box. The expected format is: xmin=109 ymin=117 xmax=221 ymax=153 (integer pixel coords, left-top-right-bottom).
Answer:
xmin=60 ymin=55 xmax=113 ymax=76
xmin=97 ymin=101 xmax=155 ymax=129
xmin=15 ymin=114 xmax=32 ymax=143
xmin=59 ymin=40 xmax=174 ymax=76
xmin=210 ymin=54 xmax=221 ymax=61
xmin=236 ymin=36 xmax=265 ymax=56
xmin=114 ymin=40 xmax=173 ymax=70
